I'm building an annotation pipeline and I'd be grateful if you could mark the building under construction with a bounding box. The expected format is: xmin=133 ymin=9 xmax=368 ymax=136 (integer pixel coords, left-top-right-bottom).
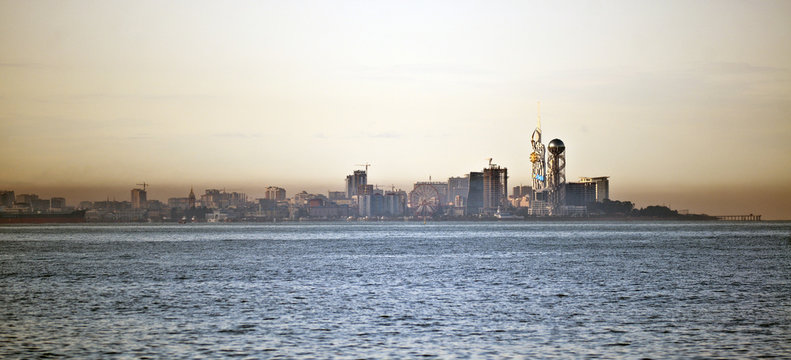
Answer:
xmin=483 ymin=159 xmax=508 ymax=214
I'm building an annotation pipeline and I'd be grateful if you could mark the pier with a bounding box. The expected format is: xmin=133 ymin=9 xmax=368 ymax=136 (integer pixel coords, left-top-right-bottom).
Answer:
xmin=714 ymin=214 xmax=762 ymax=221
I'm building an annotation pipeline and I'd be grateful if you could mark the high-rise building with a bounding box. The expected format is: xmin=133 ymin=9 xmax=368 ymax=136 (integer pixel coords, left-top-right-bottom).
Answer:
xmin=467 ymin=172 xmax=484 ymax=215
xmin=131 ymin=188 xmax=147 ymax=209
xmin=345 ymin=170 xmax=367 ymax=198
xmin=483 ymin=160 xmax=508 ymax=214
xmin=31 ymin=198 xmax=50 ymax=211
xmin=16 ymin=193 xmax=38 ymax=205
xmin=565 ymin=182 xmax=596 ymax=206
xmin=358 ymin=194 xmax=372 ymax=217
xmin=578 ymin=177 xmax=610 ymax=202
xmin=265 ymin=186 xmax=286 ymax=201
xmin=201 ymin=189 xmax=222 ymax=208
xmin=0 ymin=190 xmax=14 ymax=207
xmin=358 ymin=184 xmax=375 ymax=196
xmin=447 ymin=175 xmax=470 ymax=207
xmin=512 ymin=185 xmax=531 ymax=199
xmin=383 ymin=190 xmax=407 ymax=217
xmin=50 ymin=197 xmax=66 ymax=209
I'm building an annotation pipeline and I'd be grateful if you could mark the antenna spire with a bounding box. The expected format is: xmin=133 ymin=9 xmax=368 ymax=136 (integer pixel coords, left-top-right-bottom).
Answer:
xmin=537 ymin=101 xmax=542 ymax=130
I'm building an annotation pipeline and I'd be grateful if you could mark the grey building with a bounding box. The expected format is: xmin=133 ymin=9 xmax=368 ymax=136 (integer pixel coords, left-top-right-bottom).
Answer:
xmin=565 ymin=182 xmax=596 ymax=206
xmin=448 ymin=175 xmax=470 ymax=207
xmin=0 ymin=190 xmax=14 ymax=207
xmin=578 ymin=177 xmax=609 ymax=202
xmin=466 ymin=172 xmax=484 ymax=215
xmin=345 ymin=170 xmax=367 ymax=198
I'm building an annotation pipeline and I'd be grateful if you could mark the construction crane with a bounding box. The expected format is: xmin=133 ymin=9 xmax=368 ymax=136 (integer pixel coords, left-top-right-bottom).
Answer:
xmin=136 ymin=182 xmax=149 ymax=191
xmin=355 ymin=163 xmax=371 ymax=173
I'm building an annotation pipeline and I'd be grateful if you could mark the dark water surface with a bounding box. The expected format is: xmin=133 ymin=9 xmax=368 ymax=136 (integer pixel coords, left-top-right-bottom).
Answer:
xmin=1 ymin=222 xmax=790 ymax=358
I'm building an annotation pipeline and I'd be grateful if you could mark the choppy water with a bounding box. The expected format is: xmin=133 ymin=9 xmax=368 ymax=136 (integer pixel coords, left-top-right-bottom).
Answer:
xmin=1 ymin=222 xmax=790 ymax=358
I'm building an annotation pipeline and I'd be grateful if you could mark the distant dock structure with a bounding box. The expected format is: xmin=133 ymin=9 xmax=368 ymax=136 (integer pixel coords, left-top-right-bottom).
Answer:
xmin=715 ymin=214 xmax=762 ymax=221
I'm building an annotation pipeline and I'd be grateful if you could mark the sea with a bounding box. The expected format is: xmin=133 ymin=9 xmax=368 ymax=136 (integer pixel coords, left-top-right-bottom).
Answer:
xmin=1 ymin=221 xmax=789 ymax=359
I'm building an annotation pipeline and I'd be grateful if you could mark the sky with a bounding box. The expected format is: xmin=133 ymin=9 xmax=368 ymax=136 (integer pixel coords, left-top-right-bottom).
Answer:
xmin=1 ymin=0 xmax=790 ymax=219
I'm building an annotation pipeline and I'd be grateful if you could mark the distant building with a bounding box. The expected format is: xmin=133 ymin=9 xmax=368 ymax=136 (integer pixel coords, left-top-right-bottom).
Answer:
xmin=15 ymin=194 xmax=50 ymax=211
xmin=357 ymin=184 xmax=376 ymax=196
xmin=0 ymin=190 xmax=14 ymax=207
xmin=188 ymin=187 xmax=196 ymax=208
xmin=358 ymin=194 xmax=371 ymax=217
xmin=511 ymin=185 xmax=531 ymax=208
xmin=512 ymin=185 xmax=531 ymax=199
xmin=483 ymin=161 xmax=508 ymax=214
xmin=466 ymin=172 xmax=484 ymax=215
xmin=447 ymin=175 xmax=470 ymax=207
xmin=328 ymin=191 xmax=346 ymax=201
xmin=265 ymin=186 xmax=286 ymax=201
xmin=578 ymin=176 xmax=609 ymax=202
xmin=345 ymin=170 xmax=367 ymax=198
xmin=292 ymin=191 xmax=312 ymax=206
xmin=32 ymin=198 xmax=50 ymax=211
xmin=308 ymin=203 xmax=351 ymax=219
xmin=565 ymin=182 xmax=596 ymax=206
xmin=383 ymin=190 xmax=407 ymax=217
xmin=168 ymin=197 xmax=191 ymax=210
xmin=358 ymin=193 xmax=386 ymax=218
xmin=201 ymin=189 xmax=247 ymax=208
xmin=529 ymin=190 xmax=550 ymax=216
xmin=50 ymin=197 xmax=66 ymax=209
xmin=131 ymin=188 xmax=147 ymax=209
xmin=16 ymin=193 xmax=38 ymax=205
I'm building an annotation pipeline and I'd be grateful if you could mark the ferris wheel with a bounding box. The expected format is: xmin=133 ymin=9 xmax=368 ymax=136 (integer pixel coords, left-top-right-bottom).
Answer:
xmin=410 ymin=184 xmax=440 ymax=217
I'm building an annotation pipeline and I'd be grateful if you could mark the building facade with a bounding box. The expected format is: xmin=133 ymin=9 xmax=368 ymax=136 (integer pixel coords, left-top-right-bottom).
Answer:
xmin=565 ymin=182 xmax=596 ymax=206
xmin=483 ymin=163 xmax=508 ymax=214
xmin=466 ymin=172 xmax=484 ymax=215
xmin=50 ymin=197 xmax=66 ymax=209
xmin=578 ymin=176 xmax=610 ymax=202
xmin=447 ymin=175 xmax=470 ymax=207
xmin=0 ymin=190 xmax=14 ymax=208
xmin=345 ymin=170 xmax=367 ymax=198
xmin=131 ymin=188 xmax=147 ymax=209
xmin=265 ymin=186 xmax=286 ymax=201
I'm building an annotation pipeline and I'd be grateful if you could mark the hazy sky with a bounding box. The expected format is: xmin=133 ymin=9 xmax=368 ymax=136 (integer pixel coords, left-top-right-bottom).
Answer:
xmin=1 ymin=0 xmax=790 ymax=218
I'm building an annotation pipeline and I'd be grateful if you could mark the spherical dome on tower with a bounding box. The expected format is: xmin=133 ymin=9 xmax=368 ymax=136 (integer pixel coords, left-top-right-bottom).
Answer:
xmin=548 ymin=138 xmax=565 ymax=155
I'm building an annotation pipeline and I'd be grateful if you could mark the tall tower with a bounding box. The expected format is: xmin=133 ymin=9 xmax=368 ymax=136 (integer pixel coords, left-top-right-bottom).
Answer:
xmin=530 ymin=102 xmax=547 ymax=192
xmin=345 ymin=170 xmax=367 ymax=198
xmin=483 ymin=159 xmax=508 ymax=214
xmin=188 ymin=187 xmax=196 ymax=208
xmin=547 ymin=139 xmax=566 ymax=215
xmin=131 ymin=188 xmax=147 ymax=209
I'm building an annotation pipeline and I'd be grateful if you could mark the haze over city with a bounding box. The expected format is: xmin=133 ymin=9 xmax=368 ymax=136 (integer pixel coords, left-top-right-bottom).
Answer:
xmin=1 ymin=1 xmax=790 ymax=219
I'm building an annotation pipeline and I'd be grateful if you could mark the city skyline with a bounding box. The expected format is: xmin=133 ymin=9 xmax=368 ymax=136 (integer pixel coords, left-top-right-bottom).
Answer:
xmin=2 ymin=1 xmax=790 ymax=219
